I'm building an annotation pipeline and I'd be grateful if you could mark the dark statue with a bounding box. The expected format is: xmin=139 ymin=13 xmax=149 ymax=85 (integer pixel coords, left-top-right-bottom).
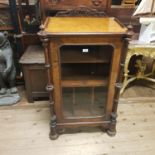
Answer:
xmin=0 ymin=32 xmax=20 ymax=105
xmin=0 ymin=32 xmax=17 ymax=94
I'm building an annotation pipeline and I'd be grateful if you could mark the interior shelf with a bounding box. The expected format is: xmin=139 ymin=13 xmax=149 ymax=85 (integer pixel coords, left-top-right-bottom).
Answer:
xmin=61 ymin=63 xmax=110 ymax=88
xmin=60 ymin=45 xmax=113 ymax=64
xmin=62 ymin=75 xmax=108 ymax=87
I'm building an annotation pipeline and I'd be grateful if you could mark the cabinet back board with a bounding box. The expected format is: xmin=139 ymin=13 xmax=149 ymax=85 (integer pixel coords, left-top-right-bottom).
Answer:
xmin=40 ymin=0 xmax=111 ymax=11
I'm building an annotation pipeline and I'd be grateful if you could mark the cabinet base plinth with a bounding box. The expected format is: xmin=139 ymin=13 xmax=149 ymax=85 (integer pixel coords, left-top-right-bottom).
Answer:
xmin=58 ymin=128 xmax=66 ymax=134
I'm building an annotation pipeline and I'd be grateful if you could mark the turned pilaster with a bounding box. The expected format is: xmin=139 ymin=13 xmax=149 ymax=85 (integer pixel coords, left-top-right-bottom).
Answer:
xmin=38 ymin=29 xmax=59 ymax=140
xmin=107 ymin=36 xmax=131 ymax=136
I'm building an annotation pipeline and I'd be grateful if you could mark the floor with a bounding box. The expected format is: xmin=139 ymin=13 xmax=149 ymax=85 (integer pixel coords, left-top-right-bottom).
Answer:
xmin=0 ymin=84 xmax=155 ymax=155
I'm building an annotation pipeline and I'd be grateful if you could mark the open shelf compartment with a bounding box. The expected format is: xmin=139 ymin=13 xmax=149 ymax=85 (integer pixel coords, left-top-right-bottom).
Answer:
xmin=61 ymin=63 xmax=110 ymax=87
xmin=60 ymin=45 xmax=113 ymax=64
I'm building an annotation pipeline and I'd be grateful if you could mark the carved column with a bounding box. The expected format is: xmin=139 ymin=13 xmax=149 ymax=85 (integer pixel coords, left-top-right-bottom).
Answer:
xmin=113 ymin=37 xmax=130 ymax=111
xmin=38 ymin=29 xmax=59 ymax=140
xmin=107 ymin=36 xmax=130 ymax=136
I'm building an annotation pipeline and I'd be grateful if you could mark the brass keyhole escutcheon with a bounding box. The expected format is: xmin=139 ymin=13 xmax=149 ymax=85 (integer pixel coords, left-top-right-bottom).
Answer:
xmin=91 ymin=0 xmax=102 ymax=6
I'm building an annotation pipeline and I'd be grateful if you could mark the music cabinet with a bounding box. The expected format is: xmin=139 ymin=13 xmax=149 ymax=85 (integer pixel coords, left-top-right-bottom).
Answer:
xmin=39 ymin=0 xmax=130 ymax=140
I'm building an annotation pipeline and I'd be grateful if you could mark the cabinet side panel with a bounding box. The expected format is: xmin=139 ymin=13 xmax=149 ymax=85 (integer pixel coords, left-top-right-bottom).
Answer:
xmin=50 ymin=41 xmax=63 ymax=122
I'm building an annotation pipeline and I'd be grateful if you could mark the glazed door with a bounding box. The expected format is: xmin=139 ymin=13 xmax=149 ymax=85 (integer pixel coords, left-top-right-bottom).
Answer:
xmin=59 ymin=45 xmax=114 ymax=119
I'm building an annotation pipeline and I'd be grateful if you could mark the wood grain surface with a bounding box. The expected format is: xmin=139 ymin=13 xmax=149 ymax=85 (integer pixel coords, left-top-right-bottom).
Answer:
xmin=44 ymin=17 xmax=127 ymax=34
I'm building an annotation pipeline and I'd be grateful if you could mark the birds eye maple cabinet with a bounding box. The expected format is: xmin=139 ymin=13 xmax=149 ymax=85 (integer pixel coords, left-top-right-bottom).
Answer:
xmin=38 ymin=0 xmax=131 ymax=140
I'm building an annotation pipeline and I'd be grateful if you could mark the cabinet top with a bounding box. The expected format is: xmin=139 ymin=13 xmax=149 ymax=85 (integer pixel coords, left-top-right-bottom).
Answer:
xmin=43 ymin=17 xmax=127 ymax=35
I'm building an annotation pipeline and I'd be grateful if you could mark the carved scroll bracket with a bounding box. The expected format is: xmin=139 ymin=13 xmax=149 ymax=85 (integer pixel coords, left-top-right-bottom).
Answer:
xmin=38 ymin=25 xmax=49 ymax=47
xmin=91 ymin=0 xmax=103 ymax=6
xmin=56 ymin=6 xmax=106 ymax=17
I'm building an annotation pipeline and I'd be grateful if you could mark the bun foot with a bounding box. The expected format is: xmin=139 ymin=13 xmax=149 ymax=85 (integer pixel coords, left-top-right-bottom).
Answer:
xmin=107 ymin=129 xmax=116 ymax=137
xmin=49 ymin=131 xmax=59 ymax=140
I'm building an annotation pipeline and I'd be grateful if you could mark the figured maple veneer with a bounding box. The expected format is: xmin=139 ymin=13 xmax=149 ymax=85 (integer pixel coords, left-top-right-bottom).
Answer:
xmin=44 ymin=17 xmax=127 ymax=34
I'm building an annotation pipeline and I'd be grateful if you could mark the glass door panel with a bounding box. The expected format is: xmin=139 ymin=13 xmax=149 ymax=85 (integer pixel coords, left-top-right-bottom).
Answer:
xmin=60 ymin=45 xmax=113 ymax=118
xmin=62 ymin=87 xmax=108 ymax=118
